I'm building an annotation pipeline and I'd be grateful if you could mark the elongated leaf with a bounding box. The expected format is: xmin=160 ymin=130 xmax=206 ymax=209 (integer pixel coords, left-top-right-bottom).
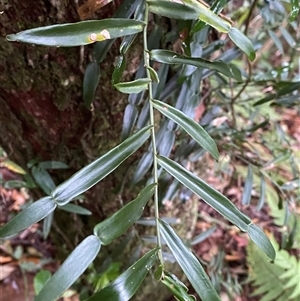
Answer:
xmin=1 ymin=159 xmax=26 ymax=174
xmin=112 ymin=55 xmax=126 ymax=84
xmin=121 ymin=104 xmax=139 ymax=141
xmin=157 ymin=156 xmax=250 ymax=231
xmin=43 ymin=211 xmax=54 ymax=239
xmin=150 ymin=49 xmax=242 ymax=81
xmin=59 ymin=203 xmax=92 ymax=215
xmin=32 ymin=166 xmax=56 ymax=195
xmin=0 ymin=197 xmax=56 ymax=238
xmin=52 ymin=126 xmax=151 ymax=205
xmin=85 ymin=248 xmax=158 ymax=301
xmin=114 ymin=78 xmax=151 ymax=94
xmin=256 ymin=173 xmax=266 ymax=211
xmin=157 ymin=156 xmax=275 ymax=260
xmin=7 ymin=19 xmax=145 ymax=47
xmin=241 ymin=165 xmax=253 ymax=205
xmin=34 ymin=270 xmax=52 ymax=295
xmin=159 ymin=220 xmax=220 ymax=301
xmin=38 ymin=161 xmax=69 ymax=169
xmin=83 ymin=61 xmax=100 ymax=109
xmin=161 ymin=271 xmax=196 ymax=301
xmin=94 ymin=183 xmax=156 ymax=245
xmin=35 ymin=235 xmax=101 ymax=301
xmin=228 ymin=28 xmax=255 ymax=61
xmin=152 ymin=99 xmax=219 ymax=160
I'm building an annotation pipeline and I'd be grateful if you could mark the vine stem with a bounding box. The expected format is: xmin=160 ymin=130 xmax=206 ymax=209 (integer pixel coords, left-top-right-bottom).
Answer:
xmin=143 ymin=3 xmax=163 ymax=264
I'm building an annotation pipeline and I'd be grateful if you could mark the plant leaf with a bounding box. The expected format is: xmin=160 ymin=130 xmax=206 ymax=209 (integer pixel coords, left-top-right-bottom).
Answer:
xmin=228 ymin=27 xmax=256 ymax=61
xmin=112 ymin=55 xmax=126 ymax=85
xmin=93 ymin=183 xmax=156 ymax=245
xmin=59 ymin=203 xmax=92 ymax=215
xmin=7 ymin=19 xmax=145 ymax=47
xmin=159 ymin=220 xmax=220 ymax=301
xmin=241 ymin=165 xmax=253 ymax=205
xmin=152 ymin=99 xmax=219 ymax=160
xmin=38 ymin=161 xmax=69 ymax=169
xmin=34 ymin=270 xmax=52 ymax=295
xmin=157 ymin=156 xmax=250 ymax=231
xmin=83 ymin=61 xmax=100 ymax=109
xmin=0 ymin=197 xmax=57 ymax=238
xmin=150 ymin=49 xmax=242 ymax=80
xmin=52 ymin=126 xmax=151 ymax=205
xmin=32 ymin=166 xmax=56 ymax=195
xmin=114 ymin=78 xmax=151 ymax=94
xmin=35 ymin=235 xmax=101 ymax=301
xmin=84 ymin=248 xmax=158 ymax=301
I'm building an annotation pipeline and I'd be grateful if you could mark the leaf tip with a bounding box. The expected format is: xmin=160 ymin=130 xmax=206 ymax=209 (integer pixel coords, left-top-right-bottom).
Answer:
xmin=6 ymin=34 xmax=17 ymax=42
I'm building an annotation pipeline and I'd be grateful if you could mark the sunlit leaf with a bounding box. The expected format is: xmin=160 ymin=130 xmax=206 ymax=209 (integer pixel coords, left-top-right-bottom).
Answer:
xmin=84 ymin=248 xmax=158 ymax=301
xmin=114 ymin=78 xmax=151 ymax=94
xmin=94 ymin=183 xmax=156 ymax=245
xmin=7 ymin=19 xmax=145 ymax=47
xmin=52 ymin=126 xmax=151 ymax=205
xmin=0 ymin=197 xmax=56 ymax=238
xmin=290 ymin=0 xmax=300 ymax=21
xmin=159 ymin=220 xmax=220 ymax=301
xmin=228 ymin=27 xmax=256 ymax=61
xmin=241 ymin=165 xmax=253 ymax=205
xmin=1 ymin=159 xmax=26 ymax=174
xmin=150 ymin=49 xmax=242 ymax=80
xmin=152 ymin=99 xmax=219 ymax=160
xmin=35 ymin=235 xmax=101 ymax=301
xmin=83 ymin=61 xmax=100 ymax=109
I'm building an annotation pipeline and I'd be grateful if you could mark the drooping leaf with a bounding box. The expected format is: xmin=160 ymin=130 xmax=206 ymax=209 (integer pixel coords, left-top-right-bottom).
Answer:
xmin=7 ymin=19 xmax=145 ymax=47
xmin=159 ymin=220 xmax=220 ymax=301
xmin=59 ymin=203 xmax=92 ymax=215
xmin=190 ymin=226 xmax=217 ymax=245
xmin=150 ymin=49 xmax=242 ymax=81
xmin=0 ymin=197 xmax=57 ymax=238
xmin=35 ymin=235 xmax=101 ymax=301
xmin=52 ymin=126 xmax=151 ymax=205
xmin=93 ymin=183 xmax=156 ymax=245
xmin=241 ymin=165 xmax=253 ymax=205
xmin=84 ymin=248 xmax=158 ymax=301
xmin=32 ymin=166 xmax=56 ymax=195
xmin=228 ymin=27 xmax=256 ymax=61
xmin=43 ymin=211 xmax=54 ymax=239
xmin=152 ymin=99 xmax=219 ymax=160
xmin=114 ymin=78 xmax=151 ymax=94
xmin=83 ymin=61 xmax=100 ymax=109
xmin=161 ymin=271 xmax=196 ymax=301
xmin=157 ymin=156 xmax=275 ymax=260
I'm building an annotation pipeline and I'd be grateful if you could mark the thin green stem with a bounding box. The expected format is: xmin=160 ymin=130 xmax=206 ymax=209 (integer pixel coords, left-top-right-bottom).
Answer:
xmin=143 ymin=3 xmax=163 ymax=264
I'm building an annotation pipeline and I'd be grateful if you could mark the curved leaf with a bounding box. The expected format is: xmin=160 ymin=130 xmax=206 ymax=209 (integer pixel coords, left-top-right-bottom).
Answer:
xmin=7 ymin=19 xmax=145 ymax=47
xmin=32 ymin=166 xmax=56 ymax=195
xmin=35 ymin=235 xmax=101 ymax=301
xmin=152 ymin=99 xmax=219 ymax=160
xmin=0 ymin=196 xmax=57 ymax=238
xmin=59 ymin=203 xmax=92 ymax=215
xmin=85 ymin=248 xmax=158 ymax=301
xmin=114 ymin=78 xmax=151 ymax=94
xmin=228 ymin=28 xmax=255 ymax=61
xmin=157 ymin=156 xmax=275 ymax=260
xmin=94 ymin=183 xmax=156 ymax=245
xmin=159 ymin=220 xmax=220 ymax=301
xmin=83 ymin=61 xmax=100 ymax=109
xmin=52 ymin=126 xmax=151 ymax=205
xmin=150 ymin=49 xmax=242 ymax=80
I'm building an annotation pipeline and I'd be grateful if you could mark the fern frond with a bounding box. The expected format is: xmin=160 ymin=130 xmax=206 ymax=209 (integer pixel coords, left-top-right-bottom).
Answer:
xmin=247 ymin=234 xmax=300 ymax=301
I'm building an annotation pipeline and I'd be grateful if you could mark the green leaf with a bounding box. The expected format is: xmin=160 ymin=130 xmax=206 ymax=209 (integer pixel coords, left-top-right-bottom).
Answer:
xmin=34 ymin=270 xmax=52 ymax=295
xmin=157 ymin=156 xmax=251 ymax=231
xmin=247 ymin=224 xmax=275 ymax=261
xmin=159 ymin=220 xmax=220 ymax=301
xmin=32 ymin=166 xmax=56 ymax=195
xmin=121 ymin=104 xmax=139 ymax=141
xmin=146 ymin=66 xmax=159 ymax=83
xmin=52 ymin=126 xmax=151 ymax=205
xmin=43 ymin=212 xmax=54 ymax=239
xmin=228 ymin=28 xmax=256 ymax=61
xmin=59 ymin=203 xmax=92 ymax=215
xmin=161 ymin=271 xmax=196 ymax=301
xmin=6 ymin=19 xmax=145 ymax=47
xmin=150 ymin=49 xmax=242 ymax=81
xmin=84 ymin=248 xmax=158 ymax=301
xmin=0 ymin=197 xmax=56 ymax=238
xmin=1 ymin=159 xmax=26 ymax=174
xmin=38 ymin=161 xmax=69 ymax=169
xmin=151 ymin=99 xmax=219 ymax=160
xmin=35 ymin=235 xmax=101 ymax=301
xmin=112 ymin=55 xmax=126 ymax=85
xmin=241 ymin=165 xmax=253 ymax=205
xmin=114 ymin=78 xmax=151 ymax=94
xmin=290 ymin=0 xmax=300 ymax=21
xmin=83 ymin=61 xmax=100 ymax=109
xmin=93 ymin=183 xmax=156 ymax=245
